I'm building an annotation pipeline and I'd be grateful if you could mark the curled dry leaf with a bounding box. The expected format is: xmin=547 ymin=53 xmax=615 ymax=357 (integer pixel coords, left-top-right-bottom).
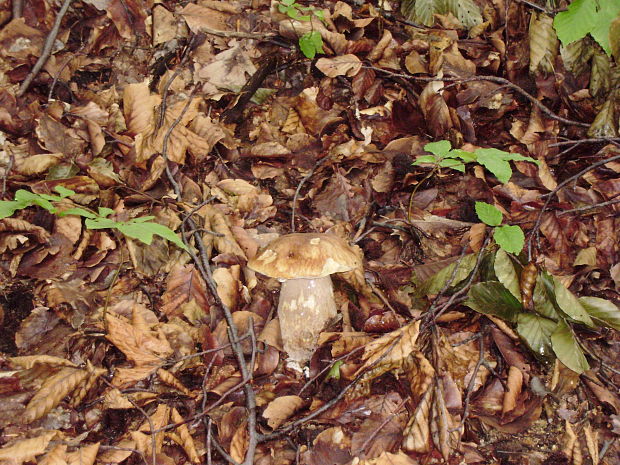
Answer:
xmin=316 ymin=55 xmax=362 ymax=78
xmin=402 ymin=388 xmax=432 ymax=453
xmin=160 ymin=264 xmax=210 ymax=318
xmin=66 ymin=442 xmax=100 ymax=465
xmin=170 ymin=407 xmax=201 ymax=464
xmin=24 ymin=367 xmax=89 ymax=423
xmin=263 ymin=395 xmax=305 ymax=429
xmin=0 ymin=431 xmax=59 ymax=464
xmin=502 ymin=366 xmax=523 ymax=415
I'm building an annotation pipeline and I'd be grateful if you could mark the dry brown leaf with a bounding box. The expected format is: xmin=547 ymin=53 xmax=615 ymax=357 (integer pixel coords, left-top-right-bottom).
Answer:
xmin=352 ymin=451 xmax=418 ymax=465
xmin=357 ymin=320 xmax=420 ymax=373
xmin=13 ymin=153 xmax=63 ymax=176
xmin=105 ymin=310 xmax=173 ymax=367
xmin=138 ymin=403 xmax=170 ymax=453
xmin=502 ymin=366 xmax=523 ymax=415
xmin=24 ymin=367 xmax=89 ymax=423
xmin=160 ymin=264 xmax=210 ymax=318
xmin=402 ymin=387 xmax=432 ymax=452
xmin=9 ymin=355 xmax=76 ymax=370
xmin=583 ymin=423 xmax=599 ymax=465
xmin=38 ymin=444 xmax=67 ymax=465
xmin=123 ymin=80 xmax=161 ymax=135
xmin=230 ymin=421 xmax=249 ymax=463
xmin=263 ymin=395 xmax=305 ymax=429
xmin=157 ymin=368 xmax=193 ymax=397
xmin=213 ymin=265 xmax=241 ymax=310
xmin=257 ymin=318 xmax=283 ymax=351
xmin=65 ymin=442 xmax=99 ymax=465
xmin=0 ymin=431 xmax=59 ymax=464
xmin=95 ymin=439 xmax=135 ymax=463
xmin=152 ymin=5 xmax=177 ymax=46
xmin=170 ymin=408 xmax=200 ymax=464
xmin=315 ymin=55 xmax=362 ymax=78
xmin=431 ymin=379 xmax=461 ymax=461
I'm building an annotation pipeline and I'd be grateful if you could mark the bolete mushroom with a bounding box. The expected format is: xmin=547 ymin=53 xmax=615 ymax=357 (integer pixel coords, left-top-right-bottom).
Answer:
xmin=248 ymin=233 xmax=362 ymax=366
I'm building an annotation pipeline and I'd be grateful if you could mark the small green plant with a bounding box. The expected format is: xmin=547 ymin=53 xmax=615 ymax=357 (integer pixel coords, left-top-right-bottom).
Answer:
xmin=553 ymin=0 xmax=620 ymax=56
xmin=278 ymin=0 xmax=325 ymax=59
xmin=415 ymin=248 xmax=620 ymax=374
xmin=0 ymin=186 xmax=188 ymax=251
xmin=414 ymin=140 xmax=540 ymax=184
xmin=475 ymin=201 xmax=525 ymax=254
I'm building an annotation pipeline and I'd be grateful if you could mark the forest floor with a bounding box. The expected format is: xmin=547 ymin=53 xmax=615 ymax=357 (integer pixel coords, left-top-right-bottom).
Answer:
xmin=0 ymin=0 xmax=619 ymax=464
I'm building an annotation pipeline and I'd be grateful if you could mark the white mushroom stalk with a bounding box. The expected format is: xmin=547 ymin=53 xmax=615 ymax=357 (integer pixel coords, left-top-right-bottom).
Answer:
xmin=277 ymin=276 xmax=337 ymax=364
xmin=247 ymin=233 xmax=362 ymax=366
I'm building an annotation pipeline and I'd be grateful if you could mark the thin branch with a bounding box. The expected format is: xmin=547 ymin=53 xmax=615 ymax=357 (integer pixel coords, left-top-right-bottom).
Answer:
xmin=291 ymin=156 xmax=331 ymax=231
xmin=159 ymin=92 xmax=259 ymax=465
xmin=550 ymin=137 xmax=620 ymax=147
xmin=17 ymin=0 xmax=73 ymax=97
xmin=12 ymin=0 xmax=23 ymax=19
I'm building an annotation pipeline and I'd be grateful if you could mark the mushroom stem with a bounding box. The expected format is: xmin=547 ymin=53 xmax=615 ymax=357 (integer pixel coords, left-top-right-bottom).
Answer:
xmin=278 ymin=276 xmax=337 ymax=364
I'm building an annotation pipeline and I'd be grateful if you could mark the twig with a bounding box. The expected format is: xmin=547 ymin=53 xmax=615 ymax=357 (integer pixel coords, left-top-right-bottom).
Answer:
xmin=17 ymin=0 xmax=73 ymax=97
xmin=159 ymin=93 xmax=259 ymax=465
xmin=451 ymin=333 xmax=484 ymax=432
xmin=199 ymin=26 xmax=276 ymax=40
xmin=291 ymin=156 xmax=331 ymax=231
xmin=557 ymin=197 xmax=620 ymax=216
xmin=526 ymin=154 xmax=620 ymax=260
xmin=550 ymin=137 xmax=620 ymax=147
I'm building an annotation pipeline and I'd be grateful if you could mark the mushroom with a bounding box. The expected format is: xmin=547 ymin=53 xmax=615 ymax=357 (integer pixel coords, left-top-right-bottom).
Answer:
xmin=248 ymin=233 xmax=362 ymax=366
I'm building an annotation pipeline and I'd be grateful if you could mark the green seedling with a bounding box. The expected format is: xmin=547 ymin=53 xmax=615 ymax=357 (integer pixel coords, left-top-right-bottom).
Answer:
xmin=475 ymin=201 xmax=524 ymax=255
xmin=0 ymin=186 xmax=188 ymax=251
xmin=278 ymin=0 xmax=326 ymax=59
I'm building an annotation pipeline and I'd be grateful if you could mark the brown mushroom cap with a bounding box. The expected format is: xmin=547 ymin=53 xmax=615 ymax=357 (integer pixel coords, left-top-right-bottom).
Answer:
xmin=247 ymin=233 xmax=361 ymax=280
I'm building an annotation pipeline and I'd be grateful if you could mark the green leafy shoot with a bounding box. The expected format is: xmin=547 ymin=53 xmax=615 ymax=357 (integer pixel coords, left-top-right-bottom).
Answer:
xmin=277 ymin=0 xmax=326 ymax=59
xmin=474 ymin=202 xmax=525 ymax=254
xmin=414 ymin=141 xmax=539 ymax=182
xmin=553 ymin=0 xmax=620 ymax=55
xmin=0 ymin=187 xmax=188 ymax=251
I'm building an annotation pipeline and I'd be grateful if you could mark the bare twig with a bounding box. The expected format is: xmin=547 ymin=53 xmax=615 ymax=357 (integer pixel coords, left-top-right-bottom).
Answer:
xmin=159 ymin=92 xmax=259 ymax=465
xmin=550 ymin=137 xmax=620 ymax=147
xmin=17 ymin=0 xmax=73 ymax=97
xmin=291 ymin=156 xmax=332 ymax=231
xmin=199 ymin=26 xmax=276 ymax=40
xmin=558 ymin=197 xmax=620 ymax=216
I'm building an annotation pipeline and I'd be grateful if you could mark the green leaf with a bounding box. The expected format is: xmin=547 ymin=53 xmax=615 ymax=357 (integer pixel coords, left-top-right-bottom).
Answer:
xmin=424 ymin=140 xmax=452 ymax=157
xmin=299 ymin=31 xmax=323 ymax=59
xmin=413 ymin=155 xmax=439 ymax=165
xmin=494 ymin=249 xmax=521 ymax=300
xmin=550 ymin=320 xmax=590 ymax=374
xmin=14 ymin=190 xmax=56 ymax=213
xmin=553 ymin=0 xmax=620 ymax=55
xmin=517 ymin=312 xmax=556 ymax=359
xmin=450 ymin=149 xmax=477 ymax=163
xmin=579 ymin=296 xmax=620 ymax=330
xmin=474 ymin=149 xmax=513 ymax=183
xmin=281 ymin=0 xmax=296 ymax=6
xmin=326 ymin=360 xmax=343 ymax=380
xmin=117 ymin=221 xmax=189 ymax=251
xmin=532 ymin=275 xmax=560 ymax=321
xmin=475 ymin=201 xmax=503 ymax=226
xmin=0 ymin=200 xmax=26 ymax=219
xmin=465 ymin=281 xmax=523 ymax=322
xmin=418 ymin=253 xmax=478 ymax=295
xmin=493 ymin=225 xmax=525 ymax=254
xmin=438 ymin=158 xmax=465 ymax=172
xmin=85 ymin=217 xmax=117 ymax=229
xmin=552 ymin=276 xmax=594 ymax=327
xmin=97 ymin=207 xmax=114 ymax=217
xmin=54 ymin=186 xmax=76 ymax=197
xmin=58 ymin=207 xmax=98 ymax=219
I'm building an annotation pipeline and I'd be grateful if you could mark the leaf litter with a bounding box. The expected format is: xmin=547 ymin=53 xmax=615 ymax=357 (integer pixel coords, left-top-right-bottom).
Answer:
xmin=0 ymin=0 xmax=619 ymax=464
